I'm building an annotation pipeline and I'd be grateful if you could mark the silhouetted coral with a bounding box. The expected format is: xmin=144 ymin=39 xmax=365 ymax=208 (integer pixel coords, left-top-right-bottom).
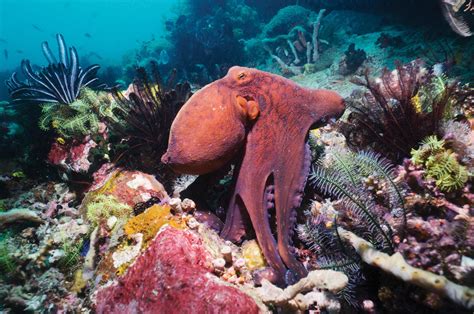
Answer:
xmin=339 ymin=43 xmax=367 ymax=75
xmin=107 ymin=64 xmax=191 ymax=178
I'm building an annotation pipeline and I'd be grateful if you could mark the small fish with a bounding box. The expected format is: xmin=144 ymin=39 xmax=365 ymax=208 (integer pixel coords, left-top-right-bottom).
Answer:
xmin=89 ymin=52 xmax=102 ymax=60
xmin=84 ymin=33 xmax=92 ymax=38
xmin=3 ymin=49 xmax=7 ymax=60
xmin=159 ymin=49 xmax=170 ymax=65
xmin=31 ymin=24 xmax=43 ymax=32
xmin=16 ymin=50 xmax=23 ymax=54
xmin=0 ymin=38 xmax=7 ymax=44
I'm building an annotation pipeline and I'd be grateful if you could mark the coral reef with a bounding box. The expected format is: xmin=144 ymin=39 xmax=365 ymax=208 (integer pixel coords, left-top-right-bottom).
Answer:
xmin=1 ymin=2 xmax=473 ymax=313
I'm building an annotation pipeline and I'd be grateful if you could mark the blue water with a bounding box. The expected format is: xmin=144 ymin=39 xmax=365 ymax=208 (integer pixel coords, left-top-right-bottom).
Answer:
xmin=0 ymin=0 xmax=177 ymax=70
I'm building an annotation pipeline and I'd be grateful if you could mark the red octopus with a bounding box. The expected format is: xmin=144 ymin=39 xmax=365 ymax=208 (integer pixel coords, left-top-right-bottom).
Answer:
xmin=162 ymin=66 xmax=345 ymax=284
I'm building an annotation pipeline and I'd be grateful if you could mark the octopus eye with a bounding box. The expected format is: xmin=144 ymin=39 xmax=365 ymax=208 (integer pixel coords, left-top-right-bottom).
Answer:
xmin=237 ymin=72 xmax=246 ymax=80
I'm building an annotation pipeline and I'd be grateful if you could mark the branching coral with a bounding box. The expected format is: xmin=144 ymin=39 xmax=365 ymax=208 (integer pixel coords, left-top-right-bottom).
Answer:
xmin=411 ymin=135 xmax=470 ymax=193
xmin=263 ymin=7 xmax=326 ymax=76
xmin=338 ymin=227 xmax=474 ymax=310
xmin=108 ymin=63 xmax=191 ymax=176
xmin=339 ymin=61 xmax=463 ymax=161
xmin=6 ymin=34 xmax=105 ymax=105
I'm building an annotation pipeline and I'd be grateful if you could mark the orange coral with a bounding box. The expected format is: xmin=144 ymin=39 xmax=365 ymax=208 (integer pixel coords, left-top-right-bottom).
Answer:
xmin=124 ymin=204 xmax=186 ymax=242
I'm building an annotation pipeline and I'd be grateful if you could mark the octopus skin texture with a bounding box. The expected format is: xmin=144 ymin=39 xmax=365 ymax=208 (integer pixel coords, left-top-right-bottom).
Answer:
xmin=162 ymin=66 xmax=345 ymax=284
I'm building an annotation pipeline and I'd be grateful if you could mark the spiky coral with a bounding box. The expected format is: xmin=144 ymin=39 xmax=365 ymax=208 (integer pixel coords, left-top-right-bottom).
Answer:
xmin=39 ymin=88 xmax=120 ymax=140
xmin=339 ymin=61 xmax=462 ymax=161
xmin=411 ymin=136 xmax=470 ymax=193
xmin=85 ymin=194 xmax=132 ymax=227
xmin=107 ymin=63 xmax=191 ymax=177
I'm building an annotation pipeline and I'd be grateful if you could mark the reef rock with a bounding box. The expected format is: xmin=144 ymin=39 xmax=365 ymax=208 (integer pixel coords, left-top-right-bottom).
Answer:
xmin=83 ymin=167 xmax=168 ymax=210
xmin=95 ymin=227 xmax=260 ymax=313
xmin=47 ymin=137 xmax=97 ymax=173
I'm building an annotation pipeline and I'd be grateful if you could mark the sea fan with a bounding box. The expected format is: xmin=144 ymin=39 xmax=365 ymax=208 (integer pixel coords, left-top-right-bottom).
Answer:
xmin=5 ymin=34 xmax=105 ymax=105
xmin=108 ymin=63 xmax=192 ymax=178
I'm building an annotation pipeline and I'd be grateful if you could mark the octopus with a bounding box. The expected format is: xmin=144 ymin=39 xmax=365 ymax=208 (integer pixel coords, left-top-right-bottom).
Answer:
xmin=161 ymin=67 xmax=345 ymax=284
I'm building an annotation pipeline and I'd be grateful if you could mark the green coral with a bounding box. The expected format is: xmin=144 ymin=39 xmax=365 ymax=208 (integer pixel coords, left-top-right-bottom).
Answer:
xmin=0 ymin=233 xmax=15 ymax=278
xmin=39 ymin=87 xmax=122 ymax=139
xmin=85 ymin=194 xmax=132 ymax=226
xmin=58 ymin=239 xmax=83 ymax=269
xmin=411 ymin=136 xmax=470 ymax=192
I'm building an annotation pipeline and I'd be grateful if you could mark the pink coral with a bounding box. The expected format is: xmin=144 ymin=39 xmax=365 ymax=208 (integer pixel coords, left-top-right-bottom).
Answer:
xmin=95 ymin=227 xmax=260 ymax=313
xmin=47 ymin=137 xmax=97 ymax=173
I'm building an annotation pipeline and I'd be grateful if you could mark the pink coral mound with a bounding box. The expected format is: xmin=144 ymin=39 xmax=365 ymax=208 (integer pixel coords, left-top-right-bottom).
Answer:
xmin=95 ymin=227 xmax=260 ymax=314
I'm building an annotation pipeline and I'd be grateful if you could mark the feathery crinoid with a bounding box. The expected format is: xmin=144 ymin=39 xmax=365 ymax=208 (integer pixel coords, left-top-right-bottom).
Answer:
xmin=298 ymin=201 xmax=363 ymax=308
xmin=6 ymin=34 xmax=105 ymax=105
xmin=339 ymin=60 xmax=461 ymax=162
xmin=38 ymin=88 xmax=119 ymax=140
xmin=411 ymin=135 xmax=470 ymax=193
xmin=303 ymin=148 xmax=407 ymax=307
xmin=108 ymin=63 xmax=192 ymax=178
xmin=309 ymin=147 xmax=408 ymax=253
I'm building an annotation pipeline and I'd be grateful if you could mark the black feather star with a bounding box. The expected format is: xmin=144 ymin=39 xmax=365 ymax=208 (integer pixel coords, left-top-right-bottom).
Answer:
xmin=5 ymin=34 xmax=105 ymax=105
